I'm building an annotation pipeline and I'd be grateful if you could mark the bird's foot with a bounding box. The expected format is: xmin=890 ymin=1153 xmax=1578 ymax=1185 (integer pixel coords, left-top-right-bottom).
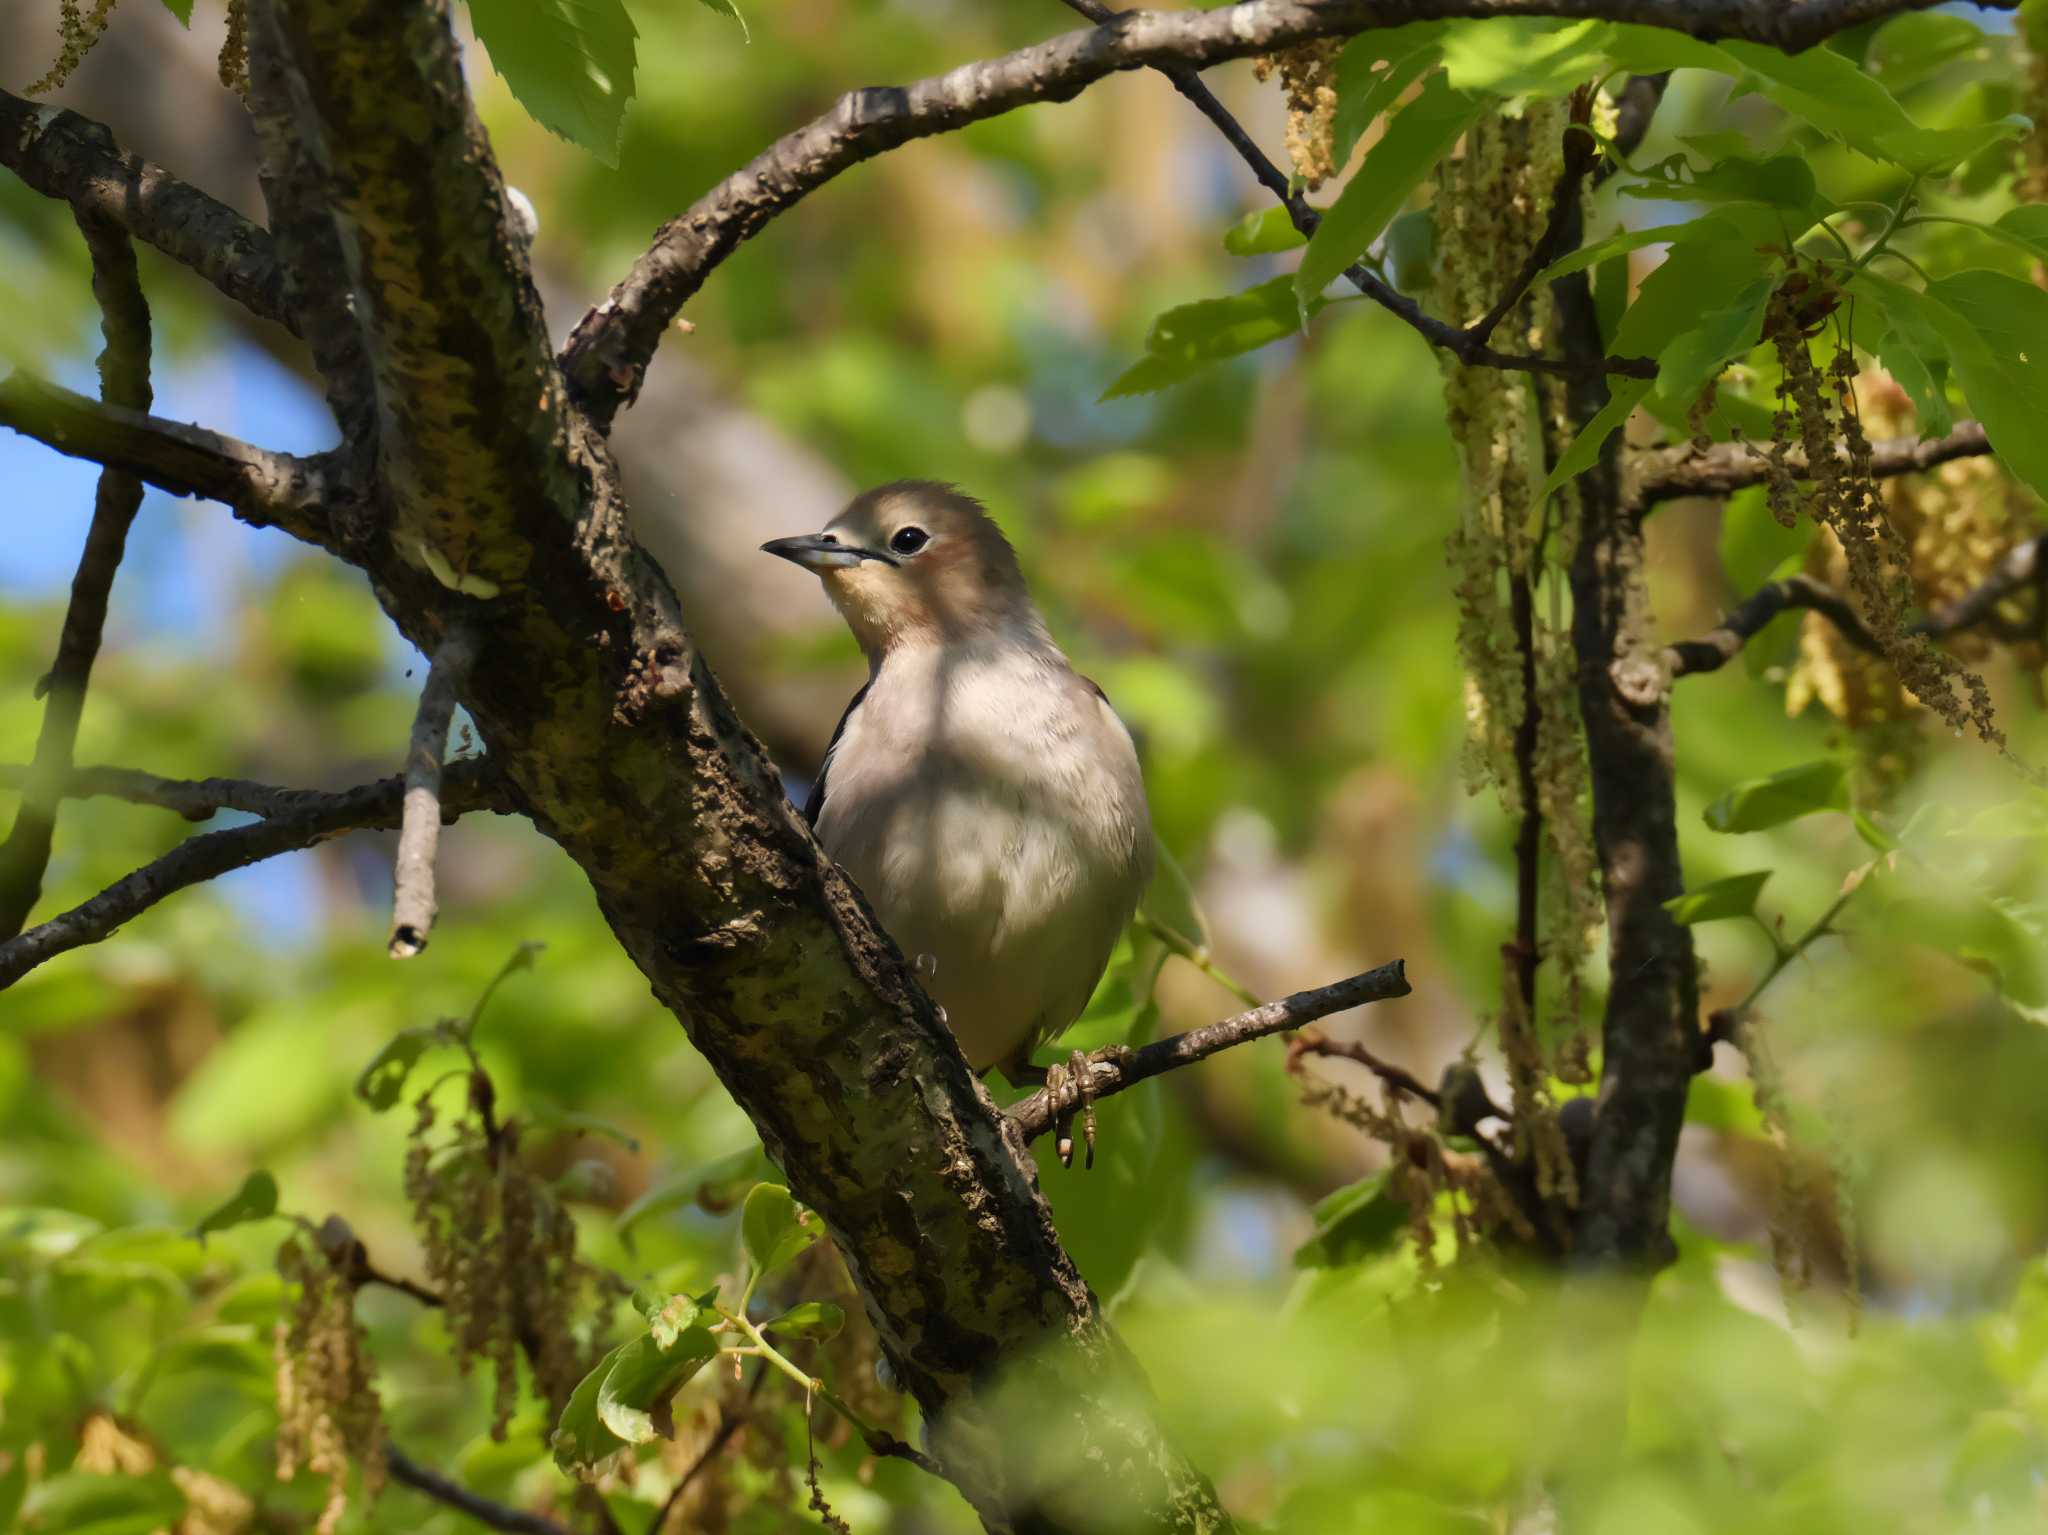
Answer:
xmin=1043 ymin=1044 xmax=1135 ymax=1171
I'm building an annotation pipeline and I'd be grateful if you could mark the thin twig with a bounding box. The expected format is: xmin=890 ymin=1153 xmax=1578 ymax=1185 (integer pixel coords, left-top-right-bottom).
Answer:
xmin=0 ymin=763 xmax=401 ymax=822
xmin=1667 ymin=574 xmax=1882 ymax=678
xmin=0 ymin=212 xmax=151 ymax=939
xmin=386 ymin=1445 xmax=573 ymax=1535
xmin=391 ymin=633 xmax=479 ymax=959
xmin=1007 ymin=960 xmax=1410 ymax=1142
xmin=1631 ymin=419 xmax=1993 ymax=512
xmin=1914 ymin=532 xmax=2046 ymax=638
xmin=1285 ymin=1024 xmax=1442 ymax=1108
xmin=0 ymin=760 xmax=508 ymax=991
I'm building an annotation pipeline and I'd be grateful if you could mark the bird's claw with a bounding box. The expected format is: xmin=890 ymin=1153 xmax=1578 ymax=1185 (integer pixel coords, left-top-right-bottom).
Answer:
xmin=1046 ymin=1044 xmax=1134 ymax=1171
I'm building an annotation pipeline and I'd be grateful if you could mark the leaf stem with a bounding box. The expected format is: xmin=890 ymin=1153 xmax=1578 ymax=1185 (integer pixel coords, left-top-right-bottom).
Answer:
xmin=716 ymin=1306 xmax=942 ymax=1477
xmin=1135 ymin=910 xmax=1262 ymax=1007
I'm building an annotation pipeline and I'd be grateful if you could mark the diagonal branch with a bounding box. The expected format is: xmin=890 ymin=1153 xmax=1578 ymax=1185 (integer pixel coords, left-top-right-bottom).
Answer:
xmin=1007 ymin=961 xmax=1410 ymax=1142
xmin=0 ymin=211 xmax=151 ymax=939
xmin=1631 ymin=419 xmax=1993 ymax=512
xmin=0 ymin=760 xmax=509 ymax=991
xmin=1667 ymin=574 xmax=1881 ymax=677
xmin=385 ymin=1446 xmax=571 ymax=1535
xmin=562 ymin=0 xmax=1972 ymax=421
xmin=0 ymin=90 xmax=295 ymax=334
xmin=0 ymin=371 xmax=347 ymax=549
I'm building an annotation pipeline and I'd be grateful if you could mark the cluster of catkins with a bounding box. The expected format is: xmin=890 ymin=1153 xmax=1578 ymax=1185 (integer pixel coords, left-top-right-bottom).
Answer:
xmin=1252 ymin=41 xmax=1344 ymax=189
xmin=274 ymin=1226 xmax=387 ymax=1535
xmin=29 ymin=0 xmax=248 ymax=97
xmin=403 ymin=1084 xmax=608 ymax=1439
xmin=1762 ymin=282 xmax=2004 ymax=768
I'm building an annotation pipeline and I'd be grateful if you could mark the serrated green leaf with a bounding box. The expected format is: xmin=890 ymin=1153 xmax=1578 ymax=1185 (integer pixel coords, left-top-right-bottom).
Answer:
xmin=190 ymin=1170 xmax=278 ymax=1245
xmin=1703 ymin=760 xmax=1848 ymax=833
xmin=355 ymin=1025 xmax=443 ymax=1111
xmin=596 ymin=1328 xmax=719 ymax=1445
xmin=764 ymin=1300 xmax=846 ymax=1341
xmin=1655 ymin=276 xmax=1776 ymax=405
xmin=1293 ymin=1172 xmax=1405 ymax=1268
xmin=466 ymin=0 xmax=638 ymax=166
xmin=1223 ymin=207 xmax=1306 ymax=257
xmin=1664 ymin=871 xmax=1773 ymax=925
xmin=1617 ymin=153 xmax=1830 ymax=223
xmin=1103 ymin=277 xmax=1314 ymax=399
xmin=1330 ymin=25 xmax=1445 ymax=168
xmin=1534 ymin=224 xmax=1690 ymax=288
xmin=1919 ymin=270 xmax=2048 ymax=500
xmin=1439 ymin=17 xmax=1608 ymax=99
xmin=1539 ymin=377 xmax=1650 ymax=500
xmin=1296 ymin=72 xmax=1482 ymax=307
xmin=158 ymin=0 xmax=195 ymax=24
xmin=695 ymin=0 xmax=749 ymax=41
xmin=740 ymin=1182 xmax=820 ymax=1277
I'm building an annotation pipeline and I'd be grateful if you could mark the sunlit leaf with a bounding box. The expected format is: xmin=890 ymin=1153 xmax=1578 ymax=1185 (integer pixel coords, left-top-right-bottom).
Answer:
xmin=764 ymin=1300 xmax=846 ymax=1341
xmin=1703 ymin=760 xmax=1848 ymax=833
xmin=595 ymin=1327 xmax=720 ymax=1445
xmin=1664 ymin=871 xmax=1772 ymax=925
xmin=1223 ymin=207 xmax=1306 ymax=257
xmin=1330 ymin=24 xmax=1445 ymax=167
xmin=465 ymin=0 xmax=639 ymax=166
xmin=740 ymin=1182 xmax=820 ymax=1278
xmin=1919 ymin=270 xmax=2048 ymax=500
xmin=158 ymin=0 xmax=194 ymax=24
xmin=355 ymin=1025 xmax=444 ymax=1112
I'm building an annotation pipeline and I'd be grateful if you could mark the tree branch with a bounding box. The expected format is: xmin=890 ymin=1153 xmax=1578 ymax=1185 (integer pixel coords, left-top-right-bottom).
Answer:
xmin=1667 ymin=574 xmax=1881 ymax=677
xmin=1007 ymin=961 xmax=1410 ymax=1142
xmin=1631 ymin=419 xmax=1993 ymax=512
xmin=0 ymin=89 xmax=294 ymax=334
xmin=563 ymin=0 xmax=1976 ymax=420
xmin=0 ymin=762 xmax=438 ymax=822
xmin=391 ymin=632 xmax=477 ymax=959
xmin=1916 ymin=531 xmax=2046 ymax=638
xmin=385 ymin=1446 xmax=572 ymax=1535
xmin=0 ymin=211 xmax=151 ymax=939
xmin=0 ymin=760 xmax=508 ymax=991
xmin=0 ymin=371 xmax=347 ymax=549
xmin=1284 ymin=1019 xmax=1442 ymax=1108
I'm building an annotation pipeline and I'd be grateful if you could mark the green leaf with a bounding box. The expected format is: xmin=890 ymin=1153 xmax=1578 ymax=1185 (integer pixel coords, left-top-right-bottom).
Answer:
xmin=1103 ymin=277 xmax=1315 ymax=399
xmin=1534 ymin=223 xmax=1691 ymax=288
xmin=1384 ymin=208 xmax=1437 ymax=295
xmin=1920 ymin=270 xmax=2048 ymax=499
xmin=20 ymin=1471 xmax=184 ymax=1535
xmin=616 ymin=1142 xmax=771 ymax=1250
xmin=1853 ymin=810 xmax=1901 ymax=853
xmin=525 ymin=1101 xmax=641 ymax=1150
xmin=1654 ymin=276 xmax=1776 ymax=405
xmin=1223 ymin=207 xmax=1307 ymax=256
xmin=740 ymin=1182 xmax=820 ymax=1278
xmin=1439 ymin=17 xmax=1608 ymax=99
xmin=355 ymin=1025 xmax=443 ymax=1111
xmin=1703 ymin=760 xmax=1848 ymax=833
xmin=634 ymin=1289 xmax=701 ymax=1350
xmin=1330 ymin=25 xmax=1445 ymax=168
xmin=465 ymin=0 xmax=639 ymax=166
xmin=1618 ymin=152 xmax=1829 ymax=223
xmin=695 ymin=0 xmax=749 ymax=41
xmin=1296 ymin=72 xmax=1483 ymax=308
xmin=553 ymin=1340 xmax=631 ymax=1469
xmin=1866 ymin=12 xmax=1989 ymax=94
xmin=1664 ymin=871 xmax=1773 ymax=925
xmin=158 ymin=0 xmax=195 ymax=24
xmin=596 ymin=1328 xmax=720 ymax=1445
xmin=189 ymin=1170 xmax=278 ymax=1245
xmin=1538 ymin=377 xmax=1649 ymax=500
xmin=1720 ymin=485 xmax=1815 ymax=594
xmin=1850 ymin=271 xmax=1956 ymax=436
xmin=1293 ymin=1172 xmax=1406 ymax=1268
xmin=764 ymin=1300 xmax=846 ymax=1341
xmin=1995 ymin=205 xmax=2048 ymax=262
xmin=465 ymin=939 xmax=546 ymax=1039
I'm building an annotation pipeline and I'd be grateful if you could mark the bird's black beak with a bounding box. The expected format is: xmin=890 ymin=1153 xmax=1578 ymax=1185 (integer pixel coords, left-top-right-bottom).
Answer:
xmin=761 ymin=534 xmax=895 ymax=571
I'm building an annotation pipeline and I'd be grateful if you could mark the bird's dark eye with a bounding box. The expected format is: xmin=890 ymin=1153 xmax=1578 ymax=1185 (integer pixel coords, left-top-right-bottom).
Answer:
xmin=889 ymin=526 xmax=930 ymax=557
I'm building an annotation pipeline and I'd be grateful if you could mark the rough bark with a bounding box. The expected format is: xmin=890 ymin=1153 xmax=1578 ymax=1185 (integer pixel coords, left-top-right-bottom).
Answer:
xmin=230 ymin=2 xmax=1229 ymax=1527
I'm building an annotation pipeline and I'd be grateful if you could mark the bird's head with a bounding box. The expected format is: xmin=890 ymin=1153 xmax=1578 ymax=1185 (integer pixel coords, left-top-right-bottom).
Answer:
xmin=762 ymin=480 xmax=1044 ymax=660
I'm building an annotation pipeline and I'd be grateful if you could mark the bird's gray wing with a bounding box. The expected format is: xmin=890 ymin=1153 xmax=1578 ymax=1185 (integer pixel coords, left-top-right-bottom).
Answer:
xmin=804 ymin=680 xmax=870 ymax=828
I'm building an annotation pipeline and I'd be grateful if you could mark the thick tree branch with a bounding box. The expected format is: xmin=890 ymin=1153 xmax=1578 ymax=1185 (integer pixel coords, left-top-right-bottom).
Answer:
xmin=1631 ymin=419 xmax=1993 ymax=511
xmin=562 ymin=0 xmax=1986 ymax=420
xmin=385 ymin=1446 xmax=572 ymax=1535
xmin=1008 ymin=960 xmax=1410 ymax=1141
xmin=0 ymin=760 xmax=507 ymax=991
xmin=0 ymin=89 xmax=294 ymax=333
xmin=0 ymin=371 xmax=346 ymax=549
xmin=1667 ymin=574 xmax=1881 ymax=677
xmin=0 ymin=212 xmax=150 ymax=939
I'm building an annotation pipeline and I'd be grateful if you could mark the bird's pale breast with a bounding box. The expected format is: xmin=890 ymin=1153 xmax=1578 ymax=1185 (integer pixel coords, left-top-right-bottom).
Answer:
xmin=813 ymin=641 xmax=1151 ymax=1073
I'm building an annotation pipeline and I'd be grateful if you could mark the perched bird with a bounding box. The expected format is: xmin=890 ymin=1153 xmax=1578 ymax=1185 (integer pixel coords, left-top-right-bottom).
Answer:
xmin=764 ymin=481 xmax=1152 ymax=1158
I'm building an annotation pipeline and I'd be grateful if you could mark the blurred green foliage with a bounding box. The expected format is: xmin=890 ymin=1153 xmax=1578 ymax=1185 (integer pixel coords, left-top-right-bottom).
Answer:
xmin=5 ymin=1 xmax=2048 ymax=1531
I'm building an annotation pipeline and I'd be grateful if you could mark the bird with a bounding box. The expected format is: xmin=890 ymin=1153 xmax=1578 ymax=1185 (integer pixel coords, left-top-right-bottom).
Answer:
xmin=763 ymin=481 xmax=1153 ymax=1163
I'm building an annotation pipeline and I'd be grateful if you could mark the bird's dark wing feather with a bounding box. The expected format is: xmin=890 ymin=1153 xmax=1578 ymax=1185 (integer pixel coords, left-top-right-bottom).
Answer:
xmin=1078 ymin=675 xmax=1111 ymax=707
xmin=804 ymin=680 xmax=870 ymax=828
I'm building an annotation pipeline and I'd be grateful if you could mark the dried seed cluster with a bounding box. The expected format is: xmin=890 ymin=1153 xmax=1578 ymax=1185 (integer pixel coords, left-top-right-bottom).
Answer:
xmin=274 ymin=1228 xmax=386 ymax=1535
xmin=1765 ymin=287 xmax=2002 ymax=762
xmin=404 ymin=1083 xmax=614 ymax=1439
xmin=1253 ymin=41 xmax=1343 ymax=189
